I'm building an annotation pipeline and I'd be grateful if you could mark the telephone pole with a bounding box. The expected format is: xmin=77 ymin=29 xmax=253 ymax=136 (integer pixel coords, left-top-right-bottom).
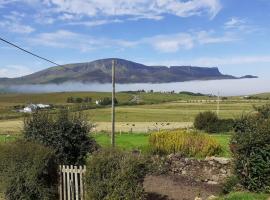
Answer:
xmin=217 ymin=91 xmax=220 ymax=116
xmin=111 ymin=59 xmax=116 ymax=147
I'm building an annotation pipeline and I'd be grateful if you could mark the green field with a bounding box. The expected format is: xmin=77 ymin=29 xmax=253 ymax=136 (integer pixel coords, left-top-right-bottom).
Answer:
xmin=85 ymin=101 xmax=264 ymax=122
xmin=0 ymin=91 xmax=268 ymax=134
xmin=93 ymin=133 xmax=231 ymax=157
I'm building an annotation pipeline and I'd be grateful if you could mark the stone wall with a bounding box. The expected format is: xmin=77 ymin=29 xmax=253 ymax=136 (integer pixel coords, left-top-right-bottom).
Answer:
xmin=166 ymin=154 xmax=232 ymax=184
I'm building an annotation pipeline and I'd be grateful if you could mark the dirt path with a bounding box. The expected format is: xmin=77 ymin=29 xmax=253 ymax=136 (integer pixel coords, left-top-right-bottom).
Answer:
xmin=144 ymin=175 xmax=222 ymax=200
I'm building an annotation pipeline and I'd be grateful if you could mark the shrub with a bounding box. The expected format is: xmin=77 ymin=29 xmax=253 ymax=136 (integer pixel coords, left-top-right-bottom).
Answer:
xmin=194 ymin=111 xmax=219 ymax=133
xmin=24 ymin=109 xmax=99 ymax=165
xmin=222 ymin=176 xmax=240 ymax=194
xmin=0 ymin=140 xmax=58 ymax=200
xmin=85 ymin=149 xmax=148 ymax=200
xmin=100 ymin=97 xmax=118 ymax=106
xmin=194 ymin=111 xmax=234 ymax=133
xmin=231 ymin=112 xmax=270 ymax=193
xmin=149 ymin=129 xmax=222 ymax=157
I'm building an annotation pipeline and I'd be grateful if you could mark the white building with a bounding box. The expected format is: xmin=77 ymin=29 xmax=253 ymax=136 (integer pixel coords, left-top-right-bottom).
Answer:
xmin=19 ymin=104 xmax=50 ymax=113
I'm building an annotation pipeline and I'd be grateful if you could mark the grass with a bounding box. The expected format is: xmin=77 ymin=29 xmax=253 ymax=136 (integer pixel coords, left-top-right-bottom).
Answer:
xmin=217 ymin=192 xmax=269 ymax=200
xmin=93 ymin=133 xmax=150 ymax=152
xmin=93 ymin=132 xmax=231 ymax=157
xmin=0 ymin=134 xmax=19 ymax=142
xmin=211 ymin=133 xmax=232 ymax=157
xmin=85 ymin=101 xmax=264 ymax=122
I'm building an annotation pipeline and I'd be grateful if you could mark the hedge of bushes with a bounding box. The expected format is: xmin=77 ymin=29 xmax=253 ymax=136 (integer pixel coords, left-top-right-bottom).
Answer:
xmin=231 ymin=105 xmax=270 ymax=193
xmin=149 ymin=129 xmax=223 ymax=157
xmin=0 ymin=141 xmax=58 ymax=200
xmin=85 ymin=149 xmax=149 ymax=200
xmin=194 ymin=111 xmax=234 ymax=133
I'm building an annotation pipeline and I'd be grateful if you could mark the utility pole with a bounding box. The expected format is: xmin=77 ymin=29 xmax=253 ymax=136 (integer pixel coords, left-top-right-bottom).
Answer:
xmin=217 ymin=91 xmax=220 ymax=116
xmin=111 ymin=59 xmax=116 ymax=147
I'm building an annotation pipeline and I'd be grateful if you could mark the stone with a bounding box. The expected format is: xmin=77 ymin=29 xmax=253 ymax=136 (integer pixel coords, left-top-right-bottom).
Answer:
xmin=194 ymin=197 xmax=202 ymax=200
xmin=207 ymin=195 xmax=217 ymax=200
xmin=207 ymin=181 xmax=218 ymax=185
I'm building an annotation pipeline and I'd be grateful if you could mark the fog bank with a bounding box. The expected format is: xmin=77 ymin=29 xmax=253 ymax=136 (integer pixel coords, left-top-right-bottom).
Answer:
xmin=3 ymin=77 xmax=270 ymax=96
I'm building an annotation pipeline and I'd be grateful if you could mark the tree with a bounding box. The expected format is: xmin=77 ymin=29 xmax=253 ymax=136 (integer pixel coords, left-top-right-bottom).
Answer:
xmin=23 ymin=109 xmax=99 ymax=165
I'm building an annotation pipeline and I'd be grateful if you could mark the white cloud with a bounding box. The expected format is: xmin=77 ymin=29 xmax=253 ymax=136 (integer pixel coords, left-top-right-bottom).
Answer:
xmin=224 ymin=17 xmax=246 ymax=29
xmin=45 ymin=0 xmax=222 ymax=20
xmin=28 ymin=29 xmax=236 ymax=53
xmin=0 ymin=65 xmax=34 ymax=78
xmin=0 ymin=11 xmax=35 ymax=34
xmin=28 ymin=30 xmax=113 ymax=52
xmin=197 ymin=30 xmax=237 ymax=44
xmin=68 ymin=19 xmax=123 ymax=27
xmin=145 ymin=33 xmax=194 ymax=52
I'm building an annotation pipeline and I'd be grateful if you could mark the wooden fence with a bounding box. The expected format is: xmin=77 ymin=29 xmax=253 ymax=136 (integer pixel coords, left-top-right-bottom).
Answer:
xmin=59 ymin=165 xmax=86 ymax=200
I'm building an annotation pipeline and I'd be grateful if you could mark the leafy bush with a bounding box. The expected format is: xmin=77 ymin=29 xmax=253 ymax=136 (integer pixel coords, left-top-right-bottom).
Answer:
xmin=231 ymin=112 xmax=270 ymax=193
xmin=149 ymin=129 xmax=222 ymax=157
xmin=194 ymin=111 xmax=219 ymax=132
xmin=194 ymin=111 xmax=234 ymax=133
xmin=223 ymin=176 xmax=240 ymax=194
xmin=85 ymin=149 xmax=148 ymax=200
xmin=0 ymin=140 xmax=58 ymax=200
xmin=24 ymin=109 xmax=99 ymax=165
xmin=100 ymin=97 xmax=118 ymax=105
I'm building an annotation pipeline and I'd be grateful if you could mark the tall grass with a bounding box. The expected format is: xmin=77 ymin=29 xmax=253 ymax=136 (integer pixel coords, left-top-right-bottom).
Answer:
xmin=149 ymin=129 xmax=223 ymax=157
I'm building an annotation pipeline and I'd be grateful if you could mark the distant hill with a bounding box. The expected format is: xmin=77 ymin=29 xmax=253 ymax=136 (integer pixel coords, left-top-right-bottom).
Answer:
xmin=0 ymin=58 xmax=257 ymax=85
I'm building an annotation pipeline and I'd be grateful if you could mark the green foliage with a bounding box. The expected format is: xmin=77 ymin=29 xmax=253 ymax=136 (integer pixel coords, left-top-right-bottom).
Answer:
xmin=67 ymin=96 xmax=92 ymax=103
xmin=149 ymin=129 xmax=223 ymax=157
xmin=0 ymin=140 xmax=58 ymax=200
xmin=194 ymin=111 xmax=219 ymax=132
xmin=24 ymin=109 xmax=99 ymax=165
xmin=217 ymin=192 xmax=269 ymax=200
xmin=85 ymin=149 xmax=148 ymax=200
xmin=231 ymin=104 xmax=270 ymax=193
xmin=100 ymin=97 xmax=118 ymax=105
xmin=194 ymin=111 xmax=234 ymax=133
xmin=223 ymin=176 xmax=240 ymax=194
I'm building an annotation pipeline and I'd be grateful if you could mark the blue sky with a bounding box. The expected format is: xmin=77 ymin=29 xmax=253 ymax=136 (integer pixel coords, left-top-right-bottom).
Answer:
xmin=0 ymin=0 xmax=270 ymax=78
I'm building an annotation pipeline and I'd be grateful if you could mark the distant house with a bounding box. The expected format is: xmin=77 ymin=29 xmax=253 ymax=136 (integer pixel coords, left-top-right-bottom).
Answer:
xmin=19 ymin=104 xmax=50 ymax=113
xmin=95 ymin=100 xmax=101 ymax=105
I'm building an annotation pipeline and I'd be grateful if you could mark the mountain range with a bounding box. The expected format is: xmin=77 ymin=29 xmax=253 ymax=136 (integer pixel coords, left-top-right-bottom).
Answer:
xmin=0 ymin=58 xmax=257 ymax=85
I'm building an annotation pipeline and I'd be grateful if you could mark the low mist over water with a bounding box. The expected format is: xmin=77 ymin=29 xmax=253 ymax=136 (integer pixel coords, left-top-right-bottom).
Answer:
xmin=3 ymin=78 xmax=270 ymax=96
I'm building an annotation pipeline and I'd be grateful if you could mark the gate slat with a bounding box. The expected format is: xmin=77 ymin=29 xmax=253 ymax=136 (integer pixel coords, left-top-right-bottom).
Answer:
xmin=70 ymin=165 xmax=74 ymax=200
xmin=60 ymin=165 xmax=86 ymax=200
xmin=63 ymin=165 xmax=66 ymax=200
xmin=79 ymin=166 xmax=84 ymax=200
xmin=59 ymin=165 xmax=63 ymax=200
xmin=67 ymin=166 xmax=71 ymax=200
xmin=74 ymin=166 xmax=79 ymax=200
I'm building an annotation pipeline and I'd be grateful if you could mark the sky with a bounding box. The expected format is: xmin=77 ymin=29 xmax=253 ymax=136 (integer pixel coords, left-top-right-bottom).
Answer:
xmin=0 ymin=0 xmax=270 ymax=78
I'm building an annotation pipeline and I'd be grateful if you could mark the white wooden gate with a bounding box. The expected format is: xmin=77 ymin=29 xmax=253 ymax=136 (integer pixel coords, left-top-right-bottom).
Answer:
xmin=59 ymin=165 xmax=86 ymax=200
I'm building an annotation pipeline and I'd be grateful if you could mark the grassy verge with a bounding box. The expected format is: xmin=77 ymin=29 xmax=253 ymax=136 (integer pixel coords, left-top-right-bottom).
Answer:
xmin=217 ymin=192 xmax=269 ymax=200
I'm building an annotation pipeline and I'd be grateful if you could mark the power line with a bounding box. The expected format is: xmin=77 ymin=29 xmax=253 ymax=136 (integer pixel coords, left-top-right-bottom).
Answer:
xmin=0 ymin=36 xmax=61 ymax=67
